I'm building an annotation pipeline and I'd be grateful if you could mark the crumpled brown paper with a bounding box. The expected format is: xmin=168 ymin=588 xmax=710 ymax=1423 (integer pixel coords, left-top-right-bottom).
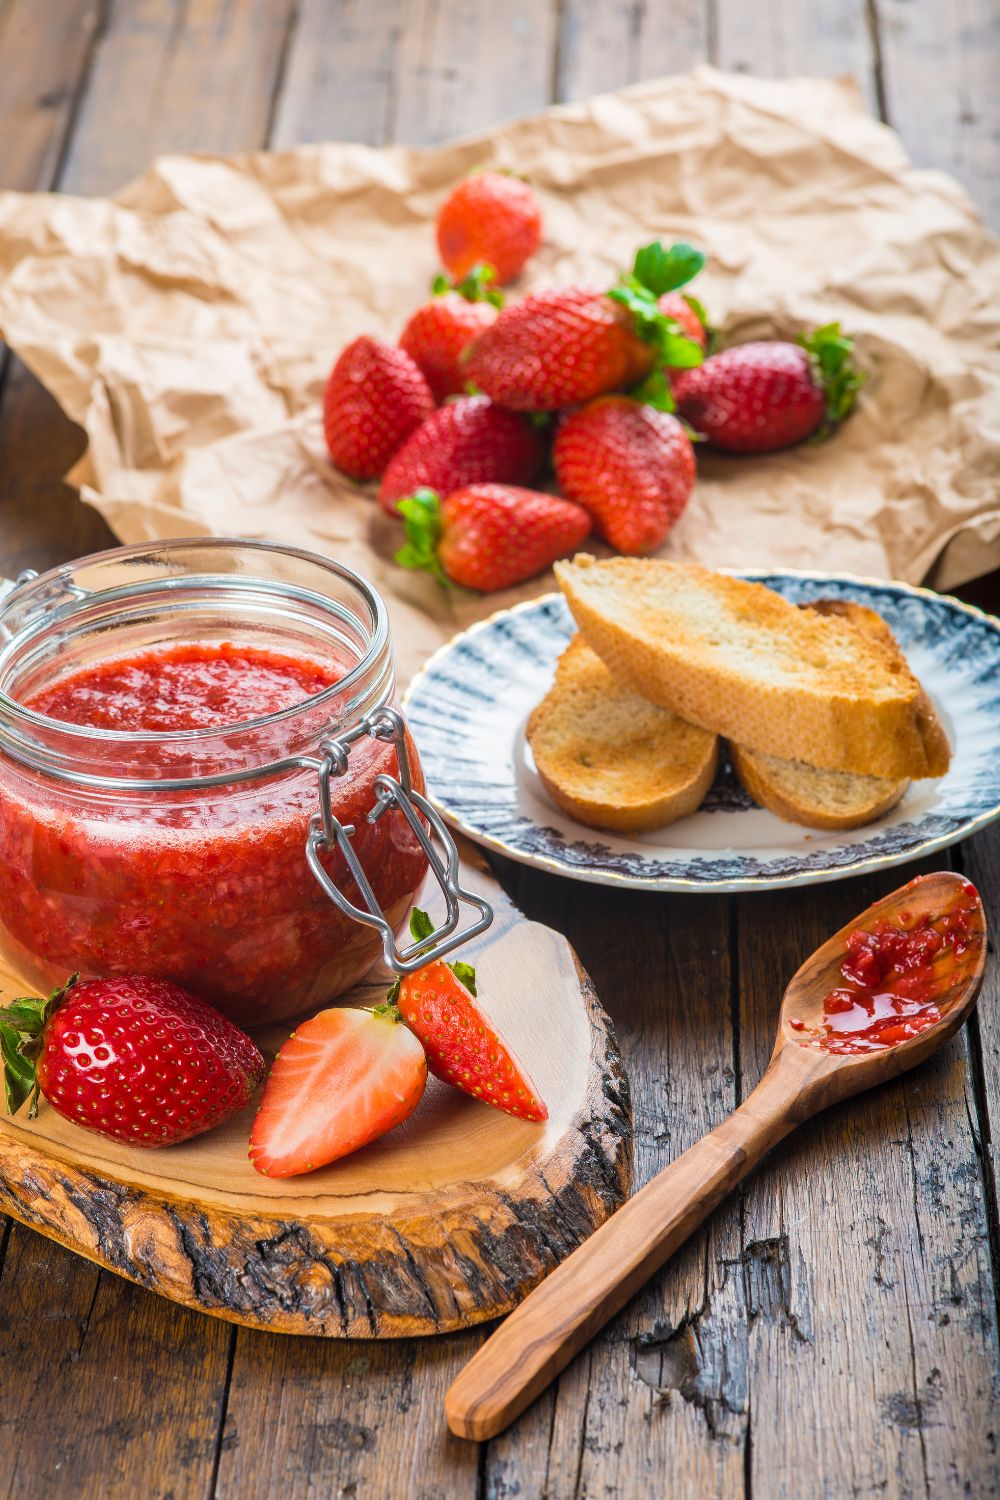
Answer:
xmin=0 ymin=66 xmax=998 ymax=683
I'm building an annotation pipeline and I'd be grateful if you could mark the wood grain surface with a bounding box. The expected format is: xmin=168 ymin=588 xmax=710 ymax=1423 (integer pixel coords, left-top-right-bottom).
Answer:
xmin=0 ymin=1 xmax=998 ymax=1497
xmin=447 ymin=873 xmax=988 ymax=1438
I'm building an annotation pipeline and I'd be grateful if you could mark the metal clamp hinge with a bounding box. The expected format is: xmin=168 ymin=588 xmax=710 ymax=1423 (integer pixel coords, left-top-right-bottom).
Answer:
xmin=305 ymin=706 xmax=493 ymax=974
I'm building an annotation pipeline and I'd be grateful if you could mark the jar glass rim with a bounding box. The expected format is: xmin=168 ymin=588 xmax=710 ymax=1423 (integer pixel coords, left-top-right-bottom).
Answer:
xmin=0 ymin=536 xmax=393 ymax=748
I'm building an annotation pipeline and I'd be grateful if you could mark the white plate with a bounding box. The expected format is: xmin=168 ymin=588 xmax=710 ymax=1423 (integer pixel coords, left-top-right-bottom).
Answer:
xmin=403 ymin=572 xmax=1000 ymax=892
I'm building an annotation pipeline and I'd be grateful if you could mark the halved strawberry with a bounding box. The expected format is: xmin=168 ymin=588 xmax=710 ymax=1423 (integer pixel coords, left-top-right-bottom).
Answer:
xmin=392 ymin=910 xmax=548 ymax=1122
xmin=248 ymin=1006 xmax=427 ymax=1177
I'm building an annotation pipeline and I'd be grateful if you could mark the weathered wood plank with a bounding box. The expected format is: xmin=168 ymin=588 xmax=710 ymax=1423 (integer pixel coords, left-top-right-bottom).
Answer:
xmin=714 ymin=0 xmax=879 ymax=112
xmin=390 ymin=0 xmax=558 ymax=147
xmin=957 ymin=826 xmax=1000 ymax=1349
xmin=0 ymin=363 xmax=112 ymax=582
xmin=60 ymin=0 xmax=298 ymax=196
xmin=215 ymin=1332 xmax=483 ymax=1500
xmin=0 ymin=0 xmax=103 ymax=192
xmin=484 ymin=874 xmax=745 ymax=1499
xmin=270 ymin=0 xmax=408 ymax=149
xmin=0 ymin=1226 xmax=231 ymax=1500
xmin=875 ymin=0 xmax=1000 ymax=231
xmin=557 ymin=0 xmax=709 ymax=101
xmin=0 ymin=0 xmax=116 ymax=580
xmin=735 ymin=867 xmax=1000 ymax=1499
xmin=0 ymin=0 xmax=302 ymax=582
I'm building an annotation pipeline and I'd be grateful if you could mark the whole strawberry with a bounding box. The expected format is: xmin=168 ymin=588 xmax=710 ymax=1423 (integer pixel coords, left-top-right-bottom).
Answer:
xmin=393 ymin=911 xmax=547 ymax=1122
xmin=554 ymin=396 xmax=695 ymax=555
xmin=0 ymin=975 xmax=265 ymax=1146
xmin=673 ymin=323 xmax=864 ymax=453
xmin=463 ymin=240 xmax=706 ymax=411
xmin=379 ymin=395 xmax=544 ymax=516
xmin=399 ymin=264 xmax=502 ymax=402
xmin=437 ymin=171 xmax=542 ymax=285
xmin=323 ymin=335 xmax=435 ymax=480
xmin=395 ymin=484 xmax=590 ymax=591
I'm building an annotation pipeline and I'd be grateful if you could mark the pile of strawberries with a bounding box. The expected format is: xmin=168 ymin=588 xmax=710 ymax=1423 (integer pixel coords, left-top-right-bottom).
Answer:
xmin=0 ymin=910 xmax=546 ymax=1177
xmin=322 ymin=171 xmax=865 ymax=592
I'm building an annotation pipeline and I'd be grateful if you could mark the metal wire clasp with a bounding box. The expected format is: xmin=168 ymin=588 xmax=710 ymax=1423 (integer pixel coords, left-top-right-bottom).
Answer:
xmin=304 ymin=706 xmax=493 ymax=974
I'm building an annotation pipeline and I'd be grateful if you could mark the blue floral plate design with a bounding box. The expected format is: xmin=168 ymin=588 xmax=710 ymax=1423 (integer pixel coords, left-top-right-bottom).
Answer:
xmin=403 ymin=572 xmax=1000 ymax=892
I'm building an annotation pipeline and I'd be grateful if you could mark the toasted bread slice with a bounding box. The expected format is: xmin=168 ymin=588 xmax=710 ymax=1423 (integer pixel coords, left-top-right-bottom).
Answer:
xmin=554 ymin=557 xmax=951 ymax=781
xmin=729 ymin=743 xmax=908 ymax=830
xmin=728 ymin=597 xmax=912 ymax=829
xmin=526 ymin=635 xmax=719 ymax=833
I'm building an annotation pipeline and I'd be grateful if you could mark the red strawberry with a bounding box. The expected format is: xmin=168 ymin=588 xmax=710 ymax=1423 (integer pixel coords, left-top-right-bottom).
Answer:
xmin=673 ymin=324 xmax=865 ymax=453
xmin=379 ymin=395 xmax=544 ymax=517
xmin=436 ymin=171 xmax=542 ymax=285
xmin=323 ymin=335 xmax=435 ymax=480
xmin=393 ymin=910 xmax=547 ymax=1121
xmin=553 ymin=396 xmax=695 ymax=555
xmin=463 ymin=241 xmax=707 ymax=411
xmin=399 ymin=265 xmax=502 ymax=402
xmin=395 ymin=484 xmax=590 ymax=592
xmin=248 ymin=1005 xmax=426 ymax=1177
xmin=0 ymin=974 xmax=264 ymax=1146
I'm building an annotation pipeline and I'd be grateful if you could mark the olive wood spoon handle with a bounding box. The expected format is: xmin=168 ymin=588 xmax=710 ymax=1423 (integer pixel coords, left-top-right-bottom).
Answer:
xmin=446 ymin=1044 xmax=812 ymax=1440
xmin=446 ymin=871 xmax=986 ymax=1441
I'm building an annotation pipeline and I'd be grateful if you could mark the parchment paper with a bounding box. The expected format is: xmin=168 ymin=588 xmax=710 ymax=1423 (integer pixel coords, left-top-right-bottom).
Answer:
xmin=0 ymin=66 xmax=998 ymax=682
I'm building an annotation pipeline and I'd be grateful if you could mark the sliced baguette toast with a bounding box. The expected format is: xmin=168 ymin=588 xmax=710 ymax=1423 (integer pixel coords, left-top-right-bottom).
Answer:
xmin=729 ymin=744 xmax=908 ymax=830
xmin=526 ymin=635 xmax=719 ymax=833
xmin=729 ymin=598 xmax=911 ymax=829
xmin=555 ymin=556 xmax=951 ymax=781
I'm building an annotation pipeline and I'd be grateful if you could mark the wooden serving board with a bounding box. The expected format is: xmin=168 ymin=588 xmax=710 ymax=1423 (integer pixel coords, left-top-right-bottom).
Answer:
xmin=0 ymin=847 xmax=631 ymax=1337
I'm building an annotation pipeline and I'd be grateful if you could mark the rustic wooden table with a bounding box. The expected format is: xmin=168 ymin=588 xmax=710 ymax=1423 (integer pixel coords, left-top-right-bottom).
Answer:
xmin=0 ymin=3 xmax=997 ymax=1497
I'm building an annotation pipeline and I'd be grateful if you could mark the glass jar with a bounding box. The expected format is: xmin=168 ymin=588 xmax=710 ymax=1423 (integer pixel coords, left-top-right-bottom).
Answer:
xmin=0 ymin=539 xmax=490 ymax=1028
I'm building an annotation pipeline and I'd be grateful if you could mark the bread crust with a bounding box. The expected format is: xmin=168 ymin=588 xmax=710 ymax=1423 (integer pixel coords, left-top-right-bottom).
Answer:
xmin=527 ymin=636 xmax=719 ymax=833
xmin=729 ymin=742 xmax=908 ymax=830
xmin=555 ymin=557 xmax=951 ymax=782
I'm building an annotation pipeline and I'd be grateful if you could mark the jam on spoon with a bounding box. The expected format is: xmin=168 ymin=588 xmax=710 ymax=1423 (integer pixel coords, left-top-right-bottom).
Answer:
xmin=790 ymin=879 xmax=982 ymax=1055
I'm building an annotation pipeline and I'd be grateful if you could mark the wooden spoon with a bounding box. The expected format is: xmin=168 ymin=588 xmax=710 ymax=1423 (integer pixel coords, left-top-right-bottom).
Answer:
xmin=446 ymin=870 xmax=987 ymax=1440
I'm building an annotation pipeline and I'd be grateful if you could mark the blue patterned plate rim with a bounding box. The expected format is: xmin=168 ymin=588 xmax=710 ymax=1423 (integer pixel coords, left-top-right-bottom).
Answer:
xmin=409 ymin=569 xmax=1000 ymax=892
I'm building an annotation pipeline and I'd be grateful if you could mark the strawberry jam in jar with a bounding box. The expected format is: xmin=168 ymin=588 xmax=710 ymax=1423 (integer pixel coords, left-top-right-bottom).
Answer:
xmin=0 ymin=541 xmax=482 ymax=1028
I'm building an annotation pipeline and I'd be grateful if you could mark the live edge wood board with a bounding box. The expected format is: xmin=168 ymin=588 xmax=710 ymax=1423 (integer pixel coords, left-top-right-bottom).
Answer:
xmin=0 ymin=850 xmax=631 ymax=1337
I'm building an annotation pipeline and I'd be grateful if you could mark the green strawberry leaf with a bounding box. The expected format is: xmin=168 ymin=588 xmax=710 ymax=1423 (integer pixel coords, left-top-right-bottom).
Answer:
xmin=0 ymin=1023 xmax=36 ymax=1115
xmin=628 ymin=367 xmax=677 ymax=412
xmin=409 ymin=907 xmax=435 ymax=944
xmin=0 ymin=975 xmax=77 ymax=1118
xmin=681 ymin=291 xmax=709 ymax=326
xmin=798 ymin=322 xmax=867 ymax=440
xmin=608 ymin=282 xmax=705 ymax=373
xmin=390 ymin=910 xmax=479 ymax=997
xmin=435 ymin=262 xmax=504 ymax=308
xmin=395 ymin=490 xmax=449 ymax=587
xmin=632 ymin=240 xmax=706 ymax=295
xmin=449 ymin=960 xmax=478 ymax=997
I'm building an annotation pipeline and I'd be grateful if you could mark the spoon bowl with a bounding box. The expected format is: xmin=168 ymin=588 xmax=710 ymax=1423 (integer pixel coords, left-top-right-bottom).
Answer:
xmin=446 ymin=869 xmax=988 ymax=1441
xmin=773 ymin=870 xmax=986 ymax=1112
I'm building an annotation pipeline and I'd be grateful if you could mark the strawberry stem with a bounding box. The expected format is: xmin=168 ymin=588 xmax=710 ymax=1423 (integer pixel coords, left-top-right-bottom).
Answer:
xmin=608 ymin=240 xmax=707 ymax=404
xmin=432 ymin=263 xmax=504 ymax=308
xmin=383 ymin=909 xmax=480 ymax=1006
xmin=798 ymin=322 xmax=866 ymax=439
xmin=395 ymin=489 xmax=449 ymax=587
xmin=0 ymin=974 xmax=78 ymax=1117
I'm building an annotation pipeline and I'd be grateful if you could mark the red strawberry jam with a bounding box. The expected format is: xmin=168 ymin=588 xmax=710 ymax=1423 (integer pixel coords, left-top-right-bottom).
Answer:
xmin=0 ymin=643 xmax=428 ymax=1027
xmin=802 ymin=881 xmax=981 ymax=1055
